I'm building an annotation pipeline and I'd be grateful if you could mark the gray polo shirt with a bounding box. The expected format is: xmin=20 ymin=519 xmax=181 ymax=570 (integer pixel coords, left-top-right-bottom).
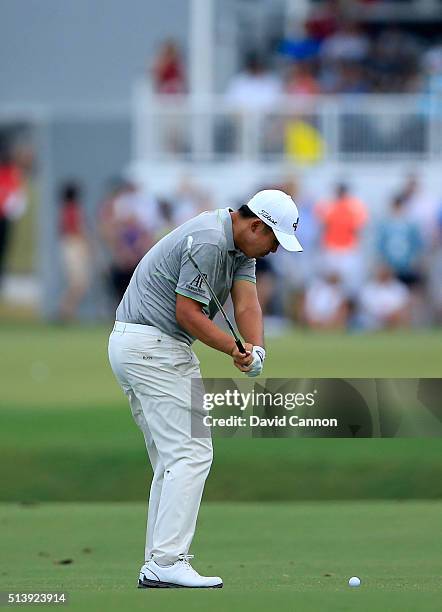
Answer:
xmin=116 ymin=208 xmax=256 ymax=345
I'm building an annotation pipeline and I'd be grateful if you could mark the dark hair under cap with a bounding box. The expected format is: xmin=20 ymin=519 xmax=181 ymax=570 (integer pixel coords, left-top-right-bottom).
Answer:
xmin=237 ymin=204 xmax=259 ymax=219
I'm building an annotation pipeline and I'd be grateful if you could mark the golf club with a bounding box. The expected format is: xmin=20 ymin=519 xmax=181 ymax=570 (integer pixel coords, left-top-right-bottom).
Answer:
xmin=186 ymin=235 xmax=246 ymax=354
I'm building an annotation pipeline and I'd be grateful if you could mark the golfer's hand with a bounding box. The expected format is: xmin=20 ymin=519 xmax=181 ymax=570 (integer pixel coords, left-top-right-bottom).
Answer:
xmin=245 ymin=346 xmax=266 ymax=377
xmin=231 ymin=342 xmax=253 ymax=372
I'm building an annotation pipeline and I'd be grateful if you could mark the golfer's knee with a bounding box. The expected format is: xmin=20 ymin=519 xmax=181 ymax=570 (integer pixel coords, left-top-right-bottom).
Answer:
xmin=165 ymin=449 xmax=212 ymax=480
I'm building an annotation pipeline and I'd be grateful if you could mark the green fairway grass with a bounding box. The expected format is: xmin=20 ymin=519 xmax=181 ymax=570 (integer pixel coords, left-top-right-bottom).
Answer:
xmin=1 ymin=323 xmax=442 ymax=502
xmin=0 ymin=501 xmax=441 ymax=611
xmin=0 ymin=324 xmax=441 ymax=410
xmin=1 ymin=404 xmax=442 ymax=502
xmin=1 ymin=323 xmax=441 ymax=610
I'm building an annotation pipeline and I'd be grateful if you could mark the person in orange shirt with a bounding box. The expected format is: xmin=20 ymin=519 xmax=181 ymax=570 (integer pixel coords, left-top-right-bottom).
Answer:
xmin=315 ymin=182 xmax=368 ymax=296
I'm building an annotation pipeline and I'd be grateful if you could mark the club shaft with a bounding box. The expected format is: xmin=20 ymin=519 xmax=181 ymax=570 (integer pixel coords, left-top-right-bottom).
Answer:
xmin=188 ymin=252 xmax=246 ymax=353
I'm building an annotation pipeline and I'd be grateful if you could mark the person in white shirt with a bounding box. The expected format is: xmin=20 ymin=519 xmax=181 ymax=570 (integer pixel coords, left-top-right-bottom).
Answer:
xmin=225 ymin=52 xmax=282 ymax=112
xmin=303 ymin=273 xmax=348 ymax=330
xmin=359 ymin=265 xmax=410 ymax=330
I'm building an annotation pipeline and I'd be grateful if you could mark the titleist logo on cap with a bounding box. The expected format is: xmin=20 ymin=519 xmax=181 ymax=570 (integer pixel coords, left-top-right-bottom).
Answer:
xmin=260 ymin=210 xmax=277 ymax=224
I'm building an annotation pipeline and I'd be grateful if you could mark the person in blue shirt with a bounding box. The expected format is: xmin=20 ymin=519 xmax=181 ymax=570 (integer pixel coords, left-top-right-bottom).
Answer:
xmin=377 ymin=193 xmax=424 ymax=287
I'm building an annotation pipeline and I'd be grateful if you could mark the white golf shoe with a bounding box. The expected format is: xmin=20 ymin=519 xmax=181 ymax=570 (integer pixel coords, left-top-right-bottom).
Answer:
xmin=138 ymin=555 xmax=223 ymax=588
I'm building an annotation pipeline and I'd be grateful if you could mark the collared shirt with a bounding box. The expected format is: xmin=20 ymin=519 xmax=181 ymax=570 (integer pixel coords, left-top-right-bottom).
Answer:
xmin=116 ymin=208 xmax=256 ymax=345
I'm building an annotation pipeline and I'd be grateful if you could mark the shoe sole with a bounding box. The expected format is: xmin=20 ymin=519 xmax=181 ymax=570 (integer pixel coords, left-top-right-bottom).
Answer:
xmin=138 ymin=578 xmax=223 ymax=589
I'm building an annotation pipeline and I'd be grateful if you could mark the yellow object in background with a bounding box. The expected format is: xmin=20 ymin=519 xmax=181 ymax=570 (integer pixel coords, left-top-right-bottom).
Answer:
xmin=285 ymin=120 xmax=325 ymax=164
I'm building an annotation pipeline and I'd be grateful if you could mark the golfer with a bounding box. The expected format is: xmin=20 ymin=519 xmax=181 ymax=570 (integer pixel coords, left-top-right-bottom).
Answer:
xmin=108 ymin=189 xmax=302 ymax=588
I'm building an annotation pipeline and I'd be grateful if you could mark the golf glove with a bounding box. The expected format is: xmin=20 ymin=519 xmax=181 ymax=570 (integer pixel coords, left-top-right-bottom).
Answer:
xmin=245 ymin=346 xmax=266 ymax=377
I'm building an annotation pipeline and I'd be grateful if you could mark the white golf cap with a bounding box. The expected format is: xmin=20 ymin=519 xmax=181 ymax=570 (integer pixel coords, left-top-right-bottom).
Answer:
xmin=246 ymin=189 xmax=303 ymax=252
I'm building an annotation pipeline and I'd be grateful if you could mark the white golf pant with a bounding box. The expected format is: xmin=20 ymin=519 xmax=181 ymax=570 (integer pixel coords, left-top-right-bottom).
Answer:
xmin=108 ymin=321 xmax=212 ymax=565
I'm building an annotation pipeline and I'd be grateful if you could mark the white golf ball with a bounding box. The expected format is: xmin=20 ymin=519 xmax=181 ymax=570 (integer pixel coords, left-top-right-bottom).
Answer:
xmin=348 ymin=576 xmax=361 ymax=587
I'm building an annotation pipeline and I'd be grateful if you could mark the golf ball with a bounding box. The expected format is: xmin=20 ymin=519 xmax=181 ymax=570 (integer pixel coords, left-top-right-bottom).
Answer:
xmin=348 ymin=576 xmax=361 ymax=587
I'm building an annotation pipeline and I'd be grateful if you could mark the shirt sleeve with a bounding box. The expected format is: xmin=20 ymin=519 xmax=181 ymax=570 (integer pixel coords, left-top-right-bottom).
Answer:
xmin=233 ymin=256 xmax=256 ymax=284
xmin=175 ymin=242 xmax=222 ymax=306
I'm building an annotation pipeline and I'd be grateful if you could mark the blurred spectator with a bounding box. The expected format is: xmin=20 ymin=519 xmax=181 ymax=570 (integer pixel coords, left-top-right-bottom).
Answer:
xmin=319 ymin=22 xmax=370 ymax=94
xmin=377 ymin=193 xmax=423 ymax=287
xmin=305 ymin=0 xmax=339 ymax=42
xmin=358 ymin=265 xmax=411 ymax=330
xmin=398 ymin=173 xmax=440 ymax=246
xmin=155 ymin=198 xmax=175 ymax=240
xmin=94 ymin=168 xmax=442 ymax=331
xmin=320 ymin=22 xmax=369 ymax=64
xmin=255 ymin=257 xmax=277 ymax=319
xmin=171 ymin=176 xmax=212 ymax=227
xmin=273 ymin=177 xmax=319 ymax=288
xmin=149 ymin=40 xmax=187 ymax=154
xmin=302 ymin=272 xmax=348 ymax=330
xmin=225 ymin=52 xmax=282 ymax=111
xmin=279 ymin=22 xmax=321 ymax=63
xmin=151 ymin=40 xmax=185 ymax=94
xmin=0 ymin=148 xmax=27 ymax=287
xmin=98 ymin=179 xmax=158 ymax=304
xmin=423 ymin=43 xmax=442 ymax=96
xmin=239 ymin=11 xmax=436 ymax=99
xmin=279 ymin=18 xmax=429 ymax=95
xmin=57 ymin=181 xmax=92 ymax=321
xmin=285 ymin=61 xmax=320 ymax=96
xmin=259 ymin=178 xmax=320 ymax=325
xmin=315 ymin=182 xmax=368 ymax=296
xmin=334 ymin=61 xmax=369 ymax=94
xmin=368 ymin=28 xmax=421 ymax=93
xmin=281 ymin=178 xmax=320 ymax=253
xmin=427 ymin=202 xmax=442 ymax=323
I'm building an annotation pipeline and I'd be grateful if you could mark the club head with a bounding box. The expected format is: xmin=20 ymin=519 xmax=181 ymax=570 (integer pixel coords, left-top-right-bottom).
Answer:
xmin=187 ymin=235 xmax=194 ymax=255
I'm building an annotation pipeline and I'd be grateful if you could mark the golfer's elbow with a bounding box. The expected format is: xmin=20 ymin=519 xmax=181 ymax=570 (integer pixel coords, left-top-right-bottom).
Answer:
xmin=234 ymin=302 xmax=262 ymax=322
xmin=176 ymin=304 xmax=189 ymax=329
xmin=176 ymin=294 xmax=204 ymax=330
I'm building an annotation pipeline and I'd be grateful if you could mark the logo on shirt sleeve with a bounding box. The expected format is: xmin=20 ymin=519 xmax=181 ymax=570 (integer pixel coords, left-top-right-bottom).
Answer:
xmin=190 ymin=273 xmax=207 ymax=289
xmin=185 ymin=273 xmax=208 ymax=295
